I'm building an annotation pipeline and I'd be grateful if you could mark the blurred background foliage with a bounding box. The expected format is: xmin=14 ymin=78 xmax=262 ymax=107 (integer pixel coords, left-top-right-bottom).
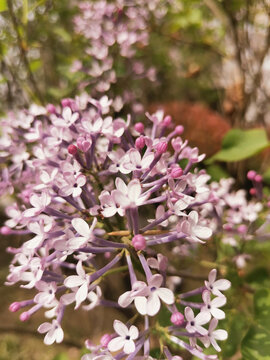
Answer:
xmin=1 ymin=0 xmax=270 ymax=359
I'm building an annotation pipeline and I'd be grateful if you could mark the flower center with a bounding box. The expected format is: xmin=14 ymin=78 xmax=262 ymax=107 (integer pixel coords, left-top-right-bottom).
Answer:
xmin=150 ymin=286 xmax=156 ymax=292
xmin=125 ymin=335 xmax=130 ymax=340
xmin=190 ymin=321 xmax=195 ymax=326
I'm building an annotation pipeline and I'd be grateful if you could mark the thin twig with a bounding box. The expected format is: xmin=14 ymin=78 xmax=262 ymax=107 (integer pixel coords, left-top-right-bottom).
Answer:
xmin=7 ymin=0 xmax=44 ymax=104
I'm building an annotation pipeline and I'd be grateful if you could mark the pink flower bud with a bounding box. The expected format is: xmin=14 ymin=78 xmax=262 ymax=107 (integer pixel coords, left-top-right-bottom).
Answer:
xmin=237 ymin=224 xmax=247 ymax=234
xmin=175 ymin=125 xmax=184 ymax=135
xmin=247 ymin=170 xmax=256 ymax=180
xmin=162 ymin=115 xmax=172 ymax=127
xmin=223 ymin=223 xmax=233 ymax=231
xmin=254 ymin=174 xmax=263 ymax=183
xmin=20 ymin=312 xmax=30 ymax=322
xmin=1 ymin=226 xmax=11 ymax=235
xmin=46 ymin=104 xmax=56 ymax=114
xmin=100 ymin=333 xmax=112 ymax=347
xmin=68 ymin=144 xmax=78 ymax=155
xmin=9 ymin=302 xmax=21 ymax=312
xmin=61 ymin=98 xmax=72 ymax=108
xmin=132 ymin=234 xmax=146 ymax=251
xmin=170 ymin=311 xmax=184 ymax=326
xmin=135 ymin=136 xmax=145 ymax=149
xmin=104 ymin=252 xmax=111 ymax=259
xmin=156 ymin=141 xmax=168 ymax=154
xmin=249 ymin=188 xmax=257 ymax=196
xmin=134 ymin=122 xmax=145 ymax=134
xmin=170 ymin=167 xmax=183 ymax=178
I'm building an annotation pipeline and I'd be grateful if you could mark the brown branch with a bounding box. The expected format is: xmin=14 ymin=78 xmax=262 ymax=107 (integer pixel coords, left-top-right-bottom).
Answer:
xmin=7 ymin=0 xmax=44 ymax=104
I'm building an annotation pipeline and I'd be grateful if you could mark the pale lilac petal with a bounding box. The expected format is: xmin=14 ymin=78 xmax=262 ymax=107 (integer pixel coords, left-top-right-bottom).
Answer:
xmin=208 ymin=318 xmax=218 ymax=333
xmin=102 ymin=207 xmax=117 ymax=218
xmin=118 ymin=291 xmax=133 ymax=308
xmin=212 ymin=329 xmax=228 ymax=341
xmin=112 ymin=190 xmax=130 ymax=207
xmin=185 ymin=306 xmax=194 ymax=322
xmin=44 ymin=329 xmax=56 ymax=345
xmin=194 ymin=226 xmax=212 ymax=239
xmin=128 ymin=180 xmax=141 ymax=202
xmin=148 ymin=274 xmax=163 ymax=288
xmin=211 ymin=308 xmax=225 ymax=320
xmin=72 ymin=218 xmax=90 ymax=238
xmin=208 ymin=269 xmax=217 ymax=284
xmin=55 ymin=327 xmax=64 ymax=343
xmin=129 ymin=149 xmax=141 ymax=166
xmin=213 ymin=279 xmax=231 ymax=291
xmin=147 ymin=293 xmax=161 ymax=316
xmin=75 ymin=282 xmax=88 ymax=308
xmin=38 ymin=322 xmax=52 ymax=334
xmin=64 ymin=275 xmax=85 ymax=288
xmin=195 ymin=324 xmax=208 ymax=336
xmin=196 ymin=311 xmax=211 ymax=325
xmin=108 ymin=336 xmax=125 ymax=352
xmin=211 ymin=338 xmax=221 ymax=352
xmin=123 ymin=339 xmax=135 ymax=354
xmin=113 ymin=320 xmax=129 ymax=337
xmin=129 ymin=325 xmax=139 ymax=340
xmin=202 ymin=290 xmax=211 ymax=305
xmin=134 ymin=296 xmax=147 ymax=315
xmin=141 ymin=153 xmax=154 ymax=168
xmin=211 ymin=296 xmax=226 ymax=308
xmin=156 ymin=288 xmax=174 ymax=305
xmin=115 ymin=177 xmax=127 ymax=194
xmin=189 ymin=211 xmax=198 ymax=224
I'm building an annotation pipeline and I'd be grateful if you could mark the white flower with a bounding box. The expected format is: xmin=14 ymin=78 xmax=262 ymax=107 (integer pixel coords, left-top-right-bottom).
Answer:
xmin=200 ymin=318 xmax=228 ymax=352
xmin=201 ymin=291 xmax=226 ymax=320
xmin=177 ymin=211 xmax=212 ymax=243
xmin=134 ymin=274 xmax=174 ymax=316
xmin=108 ymin=320 xmax=139 ymax=354
xmin=119 ymin=148 xmax=154 ymax=174
xmin=23 ymin=192 xmax=51 ymax=217
xmin=38 ymin=319 xmax=64 ymax=345
xmin=64 ymin=261 xmax=90 ymax=309
xmin=112 ymin=178 xmax=149 ymax=209
xmin=185 ymin=307 xmax=211 ymax=335
xmin=34 ymin=281 xmax=57 ymax=305
xmin=205 ymin=269 xmax=231 ymax=297
xmin=68 ymin=218 xmax=97 ymax=249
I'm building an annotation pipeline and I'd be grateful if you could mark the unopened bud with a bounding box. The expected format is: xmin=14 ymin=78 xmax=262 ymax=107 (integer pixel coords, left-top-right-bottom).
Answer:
xmin=249 ymin=188 xmax=257 ymax=196
xmin=175 ymin=125 xmax=184 ymax=135
xmin=9 ymin=302 xmax=21 ymax=312
xmin=68 ymin=144 xmax=78 ymax=155
xmin=46 ymin=104 xmax=56 ymax=114
xmin=132 ymin=234 xmax=146 ymax=251
xmin=247 ymin=170 xmax=256 ymax=180
xmin=237 ymin=224 xmax=247 ymax=234
xmin=170 ymin=167 xmax=183 ymax=178
xmin=100 ymin=333 xmax=112 ymax=347
xmin=156 ymin=141 xmax=168 ymax=154
xmin=162 ymin=115 xmax=172 ymax=127
xmin=134 ymin=122 xmax=145 ymax=134
xmin=254 ymin=174 xmax=262 ymax=183
xmin=170 ymin=312 xmax=184 ymax=326
xmin=135 ymin=136 xmax=145 ymax=150
xmin=20 ymin=312 xmax=30 ymax=322
xmin=1 ymin=226 xmax=11 ymax=235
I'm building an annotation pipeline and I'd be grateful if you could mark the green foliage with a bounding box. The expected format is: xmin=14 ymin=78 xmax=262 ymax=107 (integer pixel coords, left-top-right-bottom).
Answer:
xmin=0 ymin=0 xmax=7 ymax=12
xmin=208 ymin=128 xmax=270 ymax=163
xmin=241 ymin=289 xmax=270 ymax=359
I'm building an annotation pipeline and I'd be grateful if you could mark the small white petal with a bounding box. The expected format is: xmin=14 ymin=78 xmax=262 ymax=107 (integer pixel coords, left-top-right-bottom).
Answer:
xmin=108 ymin=336 xmax=125 ymax=352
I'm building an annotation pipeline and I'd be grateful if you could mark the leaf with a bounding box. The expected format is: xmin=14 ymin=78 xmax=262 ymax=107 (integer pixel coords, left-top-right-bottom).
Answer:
xmin=241 ymin=289 xmax=270 ymax=359
xmin=207 ymin=128 xmax=270 ymax=163
xmin=53 ymin=353 xmax=69 ymax=360
xmin=242 ymin=325 xmax=270 ymax=360
xmin=263 ymin=168 xmax=270 ymax=185
xmin=0 ymin=0 xmax=7 ymax=12
xmin=206 ymin=164 xmax=229 ymax=181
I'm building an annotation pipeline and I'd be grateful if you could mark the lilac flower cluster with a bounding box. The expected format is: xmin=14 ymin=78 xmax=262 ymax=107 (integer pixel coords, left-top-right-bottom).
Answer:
xmin=0 ymin=95 xmax=231 ymax=359
xmin=201 ymin=175 xmax=267 ymax=269
xmin=72 ymin=0 xmax=170 ymax=108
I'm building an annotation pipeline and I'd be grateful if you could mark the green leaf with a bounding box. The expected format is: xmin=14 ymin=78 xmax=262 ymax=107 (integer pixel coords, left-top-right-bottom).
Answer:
xmin=206 ymin=164 xmax=229 ymax=181
xmin=52 ymin=353 xmax=69 ymax=360
xmin=207 ymin=128 xmax=270 ymax=163
xmin=241 ymin=289 xmax=270 ymax=359
xmin=242 ymin=325 xmax=270 ymax=360
xmin=263 ymin=168 xmax=270 ymax=185
xmin=0 ymin=0 xmax=7 ymax=12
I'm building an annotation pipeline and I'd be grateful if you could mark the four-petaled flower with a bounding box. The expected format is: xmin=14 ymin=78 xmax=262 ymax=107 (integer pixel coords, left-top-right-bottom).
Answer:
xmin=185 ymin=307 xmax=211 ymax=335
xmin=108 ymin=320 xmax=139 ymax=354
